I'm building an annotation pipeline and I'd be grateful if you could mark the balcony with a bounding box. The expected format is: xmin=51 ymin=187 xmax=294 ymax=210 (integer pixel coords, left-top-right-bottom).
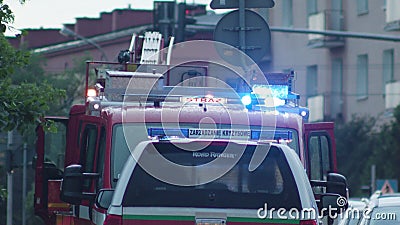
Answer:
xmin=307 ymin=10 xmax=345 ymax=48
xmin=384 ymin=0 xmax=400 ymax=31
xmin=385 ymin=81 xmax=400 ymax=109
xmin=307 ymin=95 xmax=325 ymax=122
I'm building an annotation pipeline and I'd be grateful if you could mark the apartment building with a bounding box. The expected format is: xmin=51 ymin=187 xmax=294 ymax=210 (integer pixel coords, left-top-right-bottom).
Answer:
xmin=8 ymin=1 xmax=400 ymax=123
xmin=261 ymin=0 xmax=400 ymax=122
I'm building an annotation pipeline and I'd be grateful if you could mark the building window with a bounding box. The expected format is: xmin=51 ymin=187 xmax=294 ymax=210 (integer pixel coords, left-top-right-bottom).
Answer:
xmin=357 ymin=54 xmax=368 ymax=100
xmin=306 ymin=65 xmax=318 ymax=97
xmin=282 ymin=0 xmax=293 ymax=27
xmin=307 ymin=0 xmax=318 ymax=15
xmin=383 ymin=49 xmax=394 ymax=95
xmin=357 ymin=0 xmax=369 ymax=15
xmin=309 ymin=134 xmax=332 ymax=183
xmin=331 ymin=58 xmax=343 ymax=119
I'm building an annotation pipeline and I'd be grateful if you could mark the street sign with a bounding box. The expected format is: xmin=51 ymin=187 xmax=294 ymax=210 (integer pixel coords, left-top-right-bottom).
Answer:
xmin=214 ymin=9 xmax=271 ymax=64
xmin=210 ymin=0 xmax=275 ymax=9
xmin=376 ymin=179 xmax=398 ymax=194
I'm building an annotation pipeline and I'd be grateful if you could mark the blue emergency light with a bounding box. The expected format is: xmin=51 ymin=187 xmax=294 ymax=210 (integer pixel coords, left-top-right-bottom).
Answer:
xmin=148 ymin=128 xmax=189 ymax=138
xmin=241 ymin=95 xmax=252 ymax=106
xmin=239 ymin=84 xmax=300 ymax=110
xmin=253 ymin=84 xmax=289 ymax=99
xmin=250 ymin=130 xmax=292 ymax=140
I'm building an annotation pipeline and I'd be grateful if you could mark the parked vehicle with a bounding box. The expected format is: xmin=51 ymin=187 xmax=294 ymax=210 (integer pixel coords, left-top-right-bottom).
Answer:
xmin=358 ymin=194 xmax=400 ymax=225
xmin=338 ymin=199 xmax=368 ymax=225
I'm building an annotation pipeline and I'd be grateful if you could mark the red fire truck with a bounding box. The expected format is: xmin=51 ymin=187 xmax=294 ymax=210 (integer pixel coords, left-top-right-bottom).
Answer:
xmin=34 ymin=38 xmax=346 ymax=224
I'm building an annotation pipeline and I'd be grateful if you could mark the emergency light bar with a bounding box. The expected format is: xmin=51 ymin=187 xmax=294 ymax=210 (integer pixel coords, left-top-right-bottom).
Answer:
xmin=276 ymin=105 xmax=309 ymax=121
xmin=87 ymin=68 xmax=307 ymax=120
xmin=147 ymin=128 xmax=293 ymax=142
xmin=253 ymin=84 xmax=289 ymax=99
xmin=251 ymin=130 xmax=293 ymax=140
xmin=252 ymin=85 xmax=299 ymax=101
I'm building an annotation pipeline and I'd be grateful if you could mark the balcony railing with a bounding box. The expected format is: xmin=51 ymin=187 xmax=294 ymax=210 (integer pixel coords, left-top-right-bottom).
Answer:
xmin=307 ymin=10 xmax=345 ymax=48
xmin=307 ymin=95 xmax=325 ymax=122
xmin=385 ymin=81 xmax=400 ymax=109
xmin=384 ymin=0 xmax=400 ymax=31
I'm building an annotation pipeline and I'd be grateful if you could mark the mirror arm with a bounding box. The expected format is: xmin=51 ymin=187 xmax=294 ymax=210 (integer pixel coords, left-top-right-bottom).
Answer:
xmin=310 ymin=180 xmax=326 ymax=187
xmin=82 ymin=192 xmax=97 ymax=199
xmin=83 ymin=173 xmax=100 ymax=179
xmin=310 ymin=180 xmax=346 ymax=189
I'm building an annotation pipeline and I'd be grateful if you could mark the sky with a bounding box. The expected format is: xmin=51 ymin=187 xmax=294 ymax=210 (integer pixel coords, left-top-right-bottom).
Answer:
xmin=3 ymin=0 xmax=219 ymax=36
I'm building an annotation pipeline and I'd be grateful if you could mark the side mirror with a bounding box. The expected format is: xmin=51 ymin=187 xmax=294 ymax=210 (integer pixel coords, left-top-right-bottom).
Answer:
xmin=44 ymin=162 xmax=63 ymax=179
xmin=310 ymin=173 xmax=348 ymax=197
xmin=319 ymin=193 xmax=347 ymax=216
xmin=95 ymin=189 xmax=114 ymax=210
xmin=60 ymin=164 xmax=84 ymax=204
xmin=327 ymin=173 xmax=347 ymax=197
xmin=60 ymin=164 xmax=99 ymax=204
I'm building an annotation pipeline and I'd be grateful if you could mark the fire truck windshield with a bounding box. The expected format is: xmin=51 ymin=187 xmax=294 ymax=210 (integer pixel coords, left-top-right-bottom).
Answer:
xmin=111 ymin=123 xmax=299 ymax=187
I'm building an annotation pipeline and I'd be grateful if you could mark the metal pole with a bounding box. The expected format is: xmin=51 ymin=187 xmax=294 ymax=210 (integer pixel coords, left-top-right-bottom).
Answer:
xmin=59 ymin=27 xmax=109 ymax=61
xmin=6 ymin=174 xmax=12 ymax=225
xmin=22 ymin=143 xmax=27 ymax=225
xmin=238 ymin=0 xmax=246 ymax=52
xmin=237 ymin=0 xmax=251 ymax=92
xmin=75 ymin=33 xmax=109 ymax=61
xmin=270 ymin=26 xmax=400 ymax=42
xmin=6 ymin=131 xmax=13 ymax=225
xmin=371 ymin=164 xmax=376 ymax=194
xmin=163 ymin=2 xmax=169 ymax=43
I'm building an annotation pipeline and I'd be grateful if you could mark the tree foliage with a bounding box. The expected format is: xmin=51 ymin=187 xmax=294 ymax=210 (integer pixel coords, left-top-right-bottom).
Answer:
xmin=0 ymin=2 xmax=81 ymax=225
xmin=369 ymin=106 xmax=400 ymax=183
xmin=335 ymin=115 xmax=377 ymax=196
xmin=336 ymin=107 xmax=400 ymax=197
xmin=0 ymin=1 xmax=65 ymax=134
xmin=0 ymin=0 xmax=26 ymax=31
xmin=0 ymin=0 xmax=14 ymax=33
xmin=11 ymin=53 xmax=90 ymax=116
xmin=47 ymin=56 xmax=92 ymax=115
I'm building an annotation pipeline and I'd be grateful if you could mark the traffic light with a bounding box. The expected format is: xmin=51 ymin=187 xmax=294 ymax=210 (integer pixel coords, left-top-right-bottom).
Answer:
xmin=176 ymin=3 xmax=204 ymax=42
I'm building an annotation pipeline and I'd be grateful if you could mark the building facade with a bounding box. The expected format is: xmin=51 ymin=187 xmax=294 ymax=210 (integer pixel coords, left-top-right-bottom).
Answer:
xmin=264 ymin=0 xmax=400 ymax=122
xmin=7 ymin=8 xmax=156 ymax=73
xmin=8 ymin=1 xmax=400 ymax=123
